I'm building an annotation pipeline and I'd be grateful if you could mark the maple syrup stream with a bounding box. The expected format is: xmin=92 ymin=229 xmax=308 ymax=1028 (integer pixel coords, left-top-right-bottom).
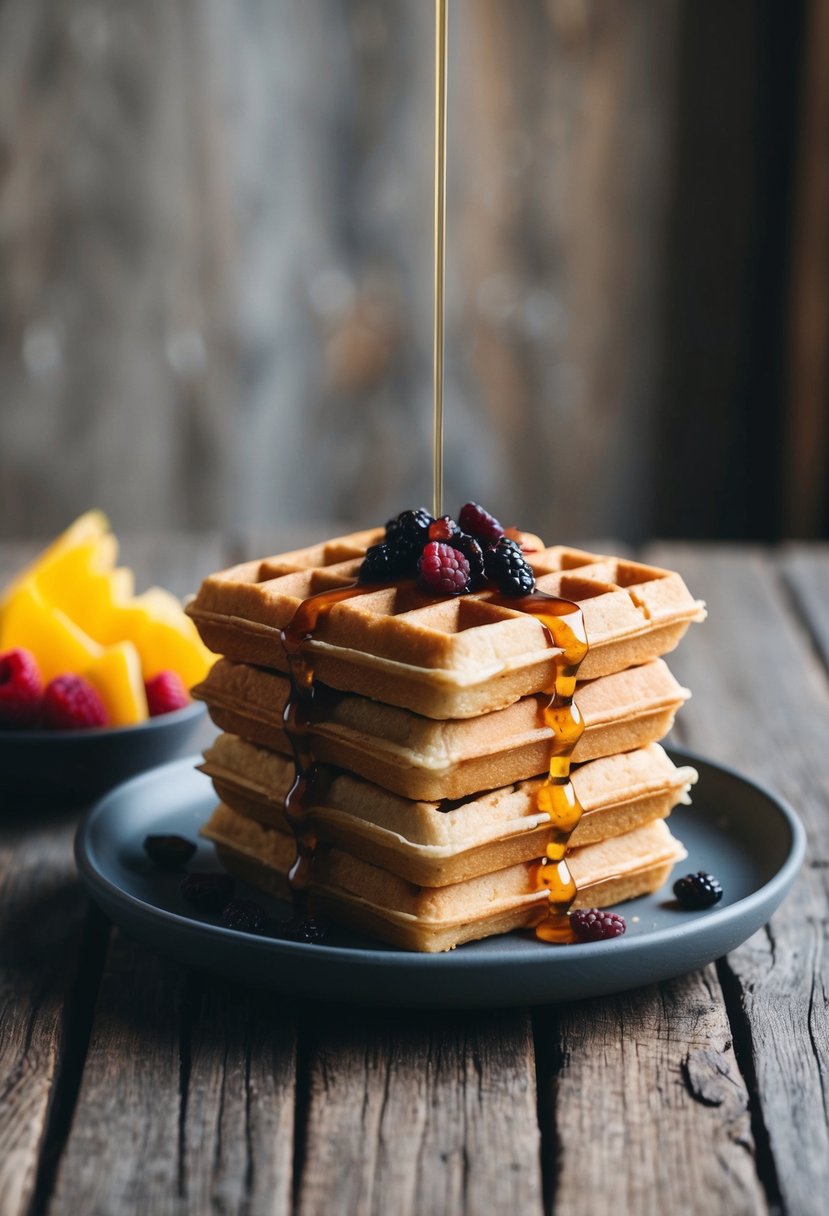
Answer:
xmin=278 ymin=0 xmax=588 ymax=943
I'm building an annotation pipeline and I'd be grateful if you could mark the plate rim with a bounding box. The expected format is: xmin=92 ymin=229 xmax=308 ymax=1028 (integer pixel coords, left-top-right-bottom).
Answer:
xmin=74 ymin=745 xmax=807 ymax=975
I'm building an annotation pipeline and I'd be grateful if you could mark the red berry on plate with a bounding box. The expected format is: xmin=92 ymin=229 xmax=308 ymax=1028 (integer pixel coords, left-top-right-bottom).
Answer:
xmin=0 ymin=647 xmax=44 ymax=727
xmin=41 ymin=674 xmax=109 ymax=730
xmin=145 ymin=670 xmax=190 ymax=716
xmin=418 ymin=541 xmax=471 ymax=595
xmin=569 ymin=908 xmax=627 ymax=942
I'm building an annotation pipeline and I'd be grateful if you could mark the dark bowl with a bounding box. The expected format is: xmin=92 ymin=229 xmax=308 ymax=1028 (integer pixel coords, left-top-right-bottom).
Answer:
xmin=0 ymin=702 xmax=210 ymax=806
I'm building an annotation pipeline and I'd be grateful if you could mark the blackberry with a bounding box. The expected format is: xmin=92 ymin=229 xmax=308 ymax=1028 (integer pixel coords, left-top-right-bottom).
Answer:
xmin=222 ymin=897 xmax=266 ymax=934
xmin=458 ymin=502 xmax=504 ymax=545
xmin=569 ymin=908 xmax=627 ymax=942
xmin=484 ymin=537 xmax=536 ymax=596
xmin=358 ymin=542 xmax=402 ymax=583
xmin=673 ymin=871 xmax=723 ymax=910
xmin=143 ymin=834 xmax=197 ymax=871
xmin=418 ymin=541 xmax=471 ymax=595
xmin=280 ymin=914 xmax=328 ymax=944
xmin=452 ymin=533 xmax=486 ymax=588
xmin=385 ymin=507 xmax=433 ymax=557
xmin=180 ymin=872 xmax=235 ymax=914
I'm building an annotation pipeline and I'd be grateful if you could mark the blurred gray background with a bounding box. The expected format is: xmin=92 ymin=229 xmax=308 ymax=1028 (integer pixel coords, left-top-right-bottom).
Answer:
xmin=1 ymin=0 xmax=827 ymax=544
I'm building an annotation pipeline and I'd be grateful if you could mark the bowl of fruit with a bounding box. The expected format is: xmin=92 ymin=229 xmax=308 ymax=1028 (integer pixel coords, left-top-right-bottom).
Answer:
xmin=0 ymin=511 xmax=214 ymax=804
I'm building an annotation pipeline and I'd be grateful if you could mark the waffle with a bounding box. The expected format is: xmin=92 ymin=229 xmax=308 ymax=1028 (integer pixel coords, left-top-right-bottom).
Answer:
xmin=193 ymin=657 xmax=689 ymax=801
xmin=199 ymin=734 xmax=697 ymax=887
xmin=187 ymin=533 xmax=706 ymax=718
xmin=201 ymin=802 xmax=688 ymax=952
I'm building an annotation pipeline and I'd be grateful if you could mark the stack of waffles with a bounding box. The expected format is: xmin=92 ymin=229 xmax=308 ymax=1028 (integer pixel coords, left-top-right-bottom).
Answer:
xmin=187 ymin=531 xmax=705 ymax=951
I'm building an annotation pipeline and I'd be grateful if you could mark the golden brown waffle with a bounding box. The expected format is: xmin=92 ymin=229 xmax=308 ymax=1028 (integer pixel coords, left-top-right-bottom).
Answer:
xmin=194 ymin=657 xmax=689 ymax=800
xmin=199 ymin=734 xmax=696 ymax=887
xmin=187 ymin=532 xmax=705 ymax=718
xmin=201 ymin=803 xmax=688 ymax=952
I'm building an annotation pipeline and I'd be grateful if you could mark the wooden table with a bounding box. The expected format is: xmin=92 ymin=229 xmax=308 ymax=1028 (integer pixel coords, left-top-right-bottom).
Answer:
xmin=2 ymin=534 xmax=828 ymax=1216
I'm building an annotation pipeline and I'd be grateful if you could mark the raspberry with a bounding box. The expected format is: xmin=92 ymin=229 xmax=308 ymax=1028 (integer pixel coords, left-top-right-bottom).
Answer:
xmin=143 ymin=834 xmax=197 ymax=871
xmin=458 ymin=502 xmax=504 ymax=545
xmin=222 ymin=897 xmax=266 ymax=934
xmin=358 ymin=542 xmax=404 ymax=583
xmin=181 ymin=872 xmax=235 ymax=914
xmin=41 ymin=674 xmax=109 ymax=730
xmin=280 ymin=914 xmax=328 ymax=944
xmin=673 ymin=871 xmax=723 ymax=910
xmin=484 ymin=537 xmax=536 ymax=596
xmin=418 ymin=541 xmax=471 ymax=595
xmin=145 ymin=670 xmax=190 ymax=716
xmin=569 ymin=908 xmax=627 ymax=942
xmin=385 ymin=507 xmax=433 ymax=561
xmin=0 ymin=648 xmax=43 ymax=727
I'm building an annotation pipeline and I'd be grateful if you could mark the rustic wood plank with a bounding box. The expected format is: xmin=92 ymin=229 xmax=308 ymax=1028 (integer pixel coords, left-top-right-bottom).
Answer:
xmin=46 ymin=932 xmax=189 ymax=1216
xmin=296 ymin=1008 xmax=543 ymax=1216
xmin=181 ymin=980 xmax=297 ymax=1216
xmin=48 ymin=943 xmax=298 ymax=1216
xmin=647 ymin=544 xmax=829 ymax=1214
xmin=0 ymin=809 xmax=103 ymax=1216
xmin=544 ymin=967 xmax=765 ymax=1216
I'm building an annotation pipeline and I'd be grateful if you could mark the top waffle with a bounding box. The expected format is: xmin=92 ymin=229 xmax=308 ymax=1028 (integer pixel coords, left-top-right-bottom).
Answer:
xmin=188 ymin=530 xmax=705 ymax=718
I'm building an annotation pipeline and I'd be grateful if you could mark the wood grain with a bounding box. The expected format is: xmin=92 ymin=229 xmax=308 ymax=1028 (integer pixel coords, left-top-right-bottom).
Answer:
xmin=648 ymin=545 xmax=829 ymax=1215
xmin=296 ymin=1009 xmax=544 ymax=1216
xmin=0 ymin=811 xmax=97 ymax=1216
xmin=544 ymin=968 xmax=765 ymax=1216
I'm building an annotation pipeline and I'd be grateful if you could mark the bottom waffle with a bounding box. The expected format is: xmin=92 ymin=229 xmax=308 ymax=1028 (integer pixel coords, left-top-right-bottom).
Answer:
xmin=201 ymin=803 xmax=688 ymax=952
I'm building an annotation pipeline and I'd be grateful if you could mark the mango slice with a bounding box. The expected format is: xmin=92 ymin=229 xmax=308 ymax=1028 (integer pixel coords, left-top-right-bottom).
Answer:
xmin=0 ymin=584 xmax=102 ymax=683
xmin=84 ymin=642 xmax=148 ymax=726
xmin=0 ymin=510 xmax=111 ymax=614
xmin=0 ymin=509 xmax=213 ymax=693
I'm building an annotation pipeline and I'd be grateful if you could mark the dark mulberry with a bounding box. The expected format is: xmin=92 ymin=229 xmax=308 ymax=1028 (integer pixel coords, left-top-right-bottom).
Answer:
xmin=673 ymin=872 xmax=723 ymax=910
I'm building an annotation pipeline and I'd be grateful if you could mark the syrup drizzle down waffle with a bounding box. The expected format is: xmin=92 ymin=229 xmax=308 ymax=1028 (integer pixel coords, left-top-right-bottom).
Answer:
xmin=187 ymin=533 xmax=706 ymax=718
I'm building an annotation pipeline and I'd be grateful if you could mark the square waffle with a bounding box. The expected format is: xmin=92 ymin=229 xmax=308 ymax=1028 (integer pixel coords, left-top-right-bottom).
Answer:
xmin=199 ymin=735 xmax=696 ymax=887
xmin=201 ymin=802 xmax=688 ymax=952
xmin=187 ymin=533 xmax=706 ymax=718
xmin=193 ymin=656 xmax=690 ymax=801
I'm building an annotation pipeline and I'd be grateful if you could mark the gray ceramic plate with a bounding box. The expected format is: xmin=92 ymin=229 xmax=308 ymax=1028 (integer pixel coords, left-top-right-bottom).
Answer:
xmin=75 ymin=748 xmax=805 ymax=1007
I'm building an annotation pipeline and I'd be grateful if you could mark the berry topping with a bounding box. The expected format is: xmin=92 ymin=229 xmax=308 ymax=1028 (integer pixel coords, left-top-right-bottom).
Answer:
xmin=358 ymin=542 xmax=404 ymax=583
xmin=673 ymin=871 xmax=723 ymax=910
xmin=418 ymin=541 xmax=471 ymax=595
xmin=569 ymin=908 xmax=627 ymax=942
xmin=279 ymin=914 xmax=328 ymax=944
xmin=181 ymin=871 xmax=235 ymax=914
xmin=145 ymin=670 xmax=190 ymax=716
xmin=450 ymin=533 xmax=486 ymax=588
xmin=222 ymin=897 xmax=266 ymax=934
xmin=143 ymin=834 xmax=197 ymax=870
xmin=385 ymin=507 xmax=434 ymax=557
xmin=459 ymin=502 xmax=505 ymax=545
xmin=0 ymin=648 xmax=43 ymax=728
xmin=41 ymin=674 xmax=109 ymax=730
xmin=428 ymin=515 xmax=460 ymax=543
xmin=484 ymin=537 xmax=536 ymax=596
